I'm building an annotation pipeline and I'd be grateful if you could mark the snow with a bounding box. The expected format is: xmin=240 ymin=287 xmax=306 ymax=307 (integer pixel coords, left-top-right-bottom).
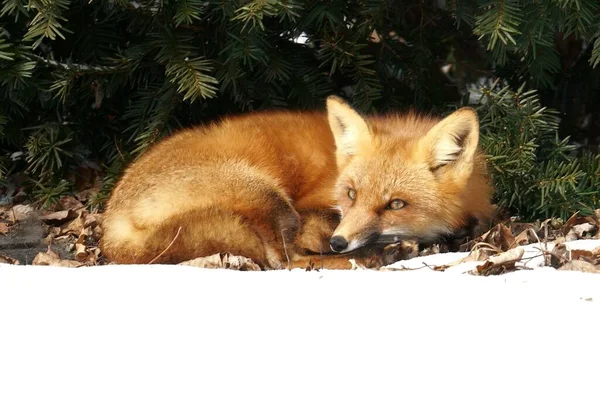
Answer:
xmin=2 ymin=240 xmax=600 ymax=400
xmin=383 ymin=238 xmax=599 ymax=272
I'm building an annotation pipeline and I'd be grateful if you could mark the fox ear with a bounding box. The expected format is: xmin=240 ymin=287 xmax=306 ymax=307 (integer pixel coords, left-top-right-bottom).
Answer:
xmin=326 ymin=95 xmax=371 ymax=157
xmin=422 ymin=107 xmax=480 ymax=174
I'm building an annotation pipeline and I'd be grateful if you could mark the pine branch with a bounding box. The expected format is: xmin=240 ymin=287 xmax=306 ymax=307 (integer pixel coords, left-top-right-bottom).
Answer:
xmin=173 ymin=0 xmax=207 ymax=26
xmin=0 ymin=0 xmax=29 ymax=21
xmin=0 ymin=35 xmax=14 ymax=61
xmin=0 ymin=113 xmax=7 ymax=140
xmin=25 ymin=122 xmax=75 ymax=178
xmin=474 ymin=0 xmax=522 ymax=51
xmin=233 ymin=0 xmax=280 ymax=31
xmin=591 ymin=36 xmax=600 ymax=68
xmin=477 ymin=81 xmax=600 ymax=219
xmin=1 ymin=58 xmax=36 ymax=88
xmin=23 ymin=0 xmax=72 ymax=48
xmin=123 ymin=83 xmax=179 ymax=154
xmin=0 ymin=0 xmax=598 ymax=218
xmin=233 ymin=0 xmax=302 ymax=32
xmin=165 ymin=56 xmax=218 ymax=102
xmin=31 ymin=54 xmax=133 ymax=74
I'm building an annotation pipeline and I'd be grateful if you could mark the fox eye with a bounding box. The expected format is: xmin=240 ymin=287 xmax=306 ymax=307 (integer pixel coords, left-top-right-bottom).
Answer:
xmin=347 ymin=188 xmax=357 ymax=201
xmin=387 ymin=199 xmax=405 ymax=210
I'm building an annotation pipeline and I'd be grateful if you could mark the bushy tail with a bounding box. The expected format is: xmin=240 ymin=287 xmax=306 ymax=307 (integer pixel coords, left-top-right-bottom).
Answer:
xmin=101 ymin=207 xmax=292 ymax=267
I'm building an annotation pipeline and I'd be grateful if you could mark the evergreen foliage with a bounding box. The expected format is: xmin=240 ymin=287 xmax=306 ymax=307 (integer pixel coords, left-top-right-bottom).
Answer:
xmin=475 ymin=82 xmax=599 ymax=220
xmin=1 ymin=0 xmax=599 ymax=219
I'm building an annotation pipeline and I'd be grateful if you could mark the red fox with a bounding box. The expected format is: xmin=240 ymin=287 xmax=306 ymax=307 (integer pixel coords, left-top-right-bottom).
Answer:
xmin=101 ymin=96 xmax=495 ymax=269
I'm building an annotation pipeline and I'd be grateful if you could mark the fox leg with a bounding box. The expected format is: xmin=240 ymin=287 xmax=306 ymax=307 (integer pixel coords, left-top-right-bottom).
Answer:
xmin=287 ymin=242 xmax=410 ymax=270
xmin=293 ymin=209 xmax=340 ymax=255
xmin=289 ymin=255 xmax=354 ymax=270
xmin=288 ymin=252 xmax=386 ymax=270
xmin=291 ymin=210 xmax=396 ymax=270
xmin=145 ymin=207 xmax=342 ymax=269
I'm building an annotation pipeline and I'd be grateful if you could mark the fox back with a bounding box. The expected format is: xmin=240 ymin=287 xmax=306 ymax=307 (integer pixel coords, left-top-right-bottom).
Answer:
xmin=101 ymin=96 xmax=495 ymax=268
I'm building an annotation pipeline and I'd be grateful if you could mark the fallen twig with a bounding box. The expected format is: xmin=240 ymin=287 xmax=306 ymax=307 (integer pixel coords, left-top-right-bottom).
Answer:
xmin=148 ymin=227 xmax=182 ymax=264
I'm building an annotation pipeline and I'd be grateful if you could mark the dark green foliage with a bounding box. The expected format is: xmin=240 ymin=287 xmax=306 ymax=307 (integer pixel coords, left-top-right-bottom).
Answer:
xmin=32 ymin=177 xmax=71 ymax=208
xmin=476 ymin=82 xmax=600 ymax=220
xmin=0 ymin=0 xmax=599 ymax=219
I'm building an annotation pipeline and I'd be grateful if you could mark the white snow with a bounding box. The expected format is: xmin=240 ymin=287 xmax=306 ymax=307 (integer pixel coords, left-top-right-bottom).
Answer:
xmin=2 ymin=239 xmax=600 ymax=400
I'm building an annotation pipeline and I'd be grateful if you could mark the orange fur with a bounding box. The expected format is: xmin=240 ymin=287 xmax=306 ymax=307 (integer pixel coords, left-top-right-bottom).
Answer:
xmin=101 ymin=97 xmax=495 ymax=269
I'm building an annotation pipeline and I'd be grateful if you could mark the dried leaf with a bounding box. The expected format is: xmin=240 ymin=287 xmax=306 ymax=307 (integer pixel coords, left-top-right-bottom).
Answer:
xmin=558 ymin=260 xmax=600 ymax=274
xmin=32 ymin=249 xmax=83 ymax=267
xmin=10 ymin=204 xmax=36 ymax=222
xmin=40 ymin=210 xmax=78 ymax=225
xmin=534 ymin=218 xmax=564 ymax=241
xmin=570 ymin=248 xmax=600 ymax=265
xmin=0 ymin=222 xmax=9 ymax=235
xmin=568 ymin=223 xmax=598 ymax=240
xmin=508 ymin=222 xmax=536 ymax=237
xmin=562 ymin=212 xmax=598 ymax=241
xmin=75 ymin=233 xmax=86 ymax=244
xmin=0 ymin=253 xmax=20 ymax=264
xmin=565 ymin=229 xmax=579 ymax=242
xmin=475 ymin=247 xmax=525 ymax=276
xmin=511 ymin=228 xmax=534 ymax=248
xmin=74 ymin=242 xmax=88 ymax=261
xmin=84 ymin=213 xmax=99 ymax=228
xmin=179 ymin=253 xmax=262 ymax=271
xmin=549 ymin=244 xmax=600 ymax=269
xmin=570 ymin=249 xmax=594 ymax=260
xmin=59 ymin=213 xmax=85 ymax=236
xmin=382 ymin=241 xmax=418 ymax=265
xmin=490 ymin=224 xmax=516 ymax=251
xmin=487 ymin=247 xmax=525 ymax=265
xmin=55 ymin=196 xmax=84 ymax=211
xmin=550 ymin=243 xmax=570 ymax=268
xmin=75 ymin=188 xmax=99 ymax=203
xmin=460 ymin=223 xmax=514 ymax=252
xmin=92 ymin=225 xmax=103 ymax=240
xmin=564 ymin=212 xmax=597 ymax=232
xmin=68 ymin=164 xmax=101 ymax=193
xmin=419 ymin=243 xmax=441 ymax=256
xmin=475 ymin=262 xmax=515 ymax=276
xmin=81 ymin=226 xmax=93 ymax=238
xmin=431 ymin=242 xmax=499 ymax=271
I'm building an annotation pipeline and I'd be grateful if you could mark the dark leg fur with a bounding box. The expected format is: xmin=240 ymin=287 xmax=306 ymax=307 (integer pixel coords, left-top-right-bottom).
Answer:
xmin=293 ymin=209 xmax=340 ymax=255
xmin=418 ymin=216 xmax=479 ymax=252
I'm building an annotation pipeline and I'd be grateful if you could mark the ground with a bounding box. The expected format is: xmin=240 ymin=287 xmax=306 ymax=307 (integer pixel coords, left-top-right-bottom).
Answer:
xmin=0 ymin=199 xmax=104 ymax=266
xmin=2 ymin=200 xmax=600 ymax=400
xmin=1 ymin=198 xmax=600 ymax=272
xmin=0 ymin=215 xmax=69 ymax=264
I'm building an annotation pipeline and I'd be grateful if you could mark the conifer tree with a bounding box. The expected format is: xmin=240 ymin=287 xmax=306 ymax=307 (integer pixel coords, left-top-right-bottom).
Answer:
xmin=1 ymin=0 xmax=599 ymax=219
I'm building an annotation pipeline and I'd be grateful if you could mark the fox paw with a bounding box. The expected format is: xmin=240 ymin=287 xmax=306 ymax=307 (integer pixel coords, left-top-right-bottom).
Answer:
xmin=295 ymin=232 xmax=332 ymax=255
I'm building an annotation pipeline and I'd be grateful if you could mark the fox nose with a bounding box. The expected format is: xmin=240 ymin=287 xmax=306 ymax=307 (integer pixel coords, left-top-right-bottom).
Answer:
xmin=329 ymin=236 xmax=348 ymax=252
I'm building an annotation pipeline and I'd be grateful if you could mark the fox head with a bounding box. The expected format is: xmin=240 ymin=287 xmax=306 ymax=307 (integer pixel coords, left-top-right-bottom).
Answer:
xmin=326 ymin=95 xmax=493 ymax=253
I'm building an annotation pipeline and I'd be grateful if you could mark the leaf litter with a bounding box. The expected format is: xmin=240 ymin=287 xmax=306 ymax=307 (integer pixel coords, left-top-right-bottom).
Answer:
xmin=431 ymin=210 xmax=600 ymax=275
xmin=0 ymin=193 xmax=103 ymax=266
xmin=1 ymin=189 xmax=599 ymax=275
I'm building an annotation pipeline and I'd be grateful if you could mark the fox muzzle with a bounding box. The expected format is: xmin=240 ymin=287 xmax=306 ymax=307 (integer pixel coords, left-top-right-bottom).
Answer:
xmin=329 ymin=236 xmax=349 ymax=252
